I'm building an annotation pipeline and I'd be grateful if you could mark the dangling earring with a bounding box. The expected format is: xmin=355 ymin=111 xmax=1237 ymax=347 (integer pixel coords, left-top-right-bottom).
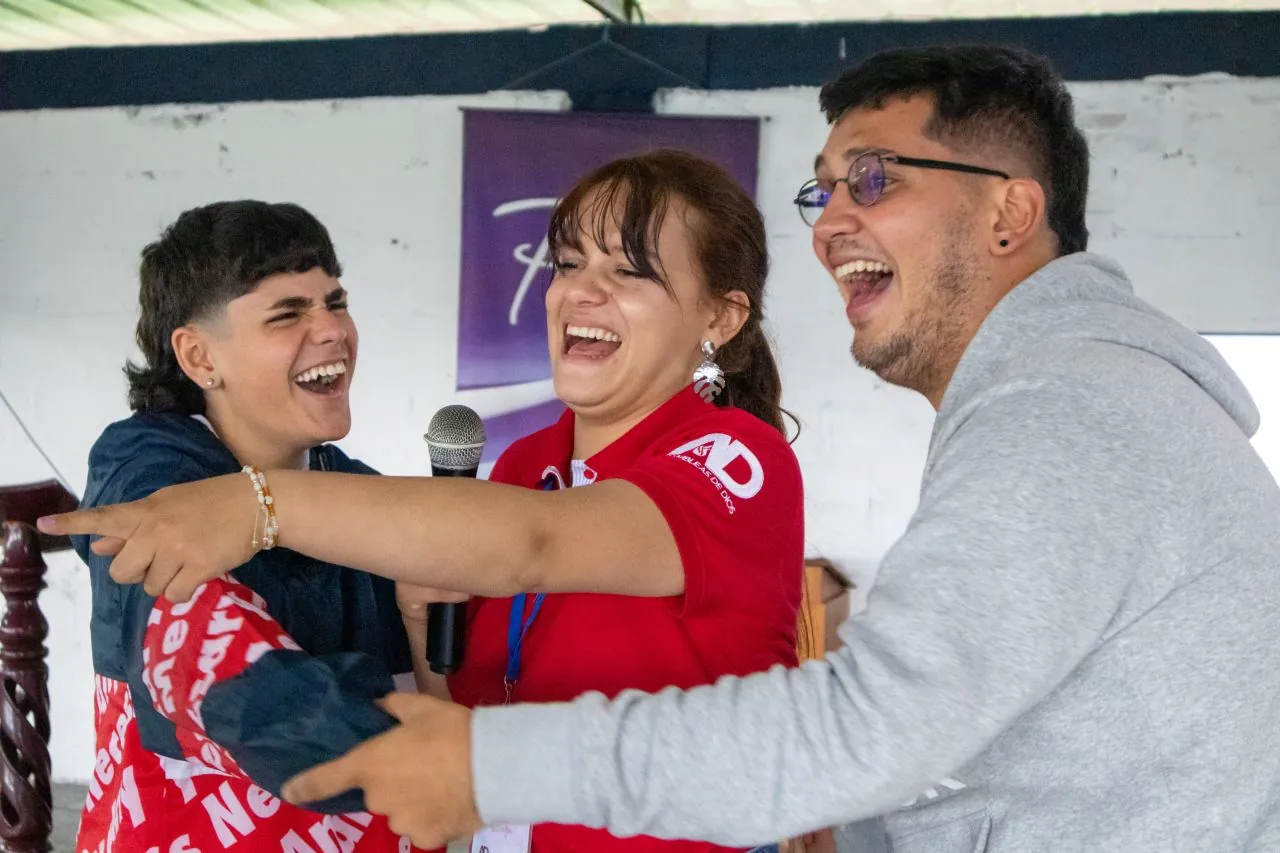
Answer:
xmin=692 ymin=341 xmax=725 ymax=403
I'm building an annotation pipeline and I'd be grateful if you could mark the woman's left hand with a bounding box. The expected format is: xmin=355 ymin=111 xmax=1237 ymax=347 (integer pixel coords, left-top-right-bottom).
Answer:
xmin=39 ymin=473 xmax=260 ymax=601
xmin=396 ymin=581 xmax=471 ymax=623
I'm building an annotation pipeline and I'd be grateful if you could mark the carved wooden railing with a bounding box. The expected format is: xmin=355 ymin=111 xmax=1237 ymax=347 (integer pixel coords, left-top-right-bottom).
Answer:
xmin=0 ymin=480 xmax=77 ymax=853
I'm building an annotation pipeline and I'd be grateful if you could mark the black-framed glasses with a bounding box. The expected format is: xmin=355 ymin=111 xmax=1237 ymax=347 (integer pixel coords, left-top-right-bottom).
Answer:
xmin=793 ymin=151 xmax=1011 ymax=227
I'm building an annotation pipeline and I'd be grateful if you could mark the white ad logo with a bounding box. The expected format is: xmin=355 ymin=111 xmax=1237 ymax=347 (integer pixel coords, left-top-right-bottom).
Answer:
xmin=668 ymin=434 xmax=764 ymax=512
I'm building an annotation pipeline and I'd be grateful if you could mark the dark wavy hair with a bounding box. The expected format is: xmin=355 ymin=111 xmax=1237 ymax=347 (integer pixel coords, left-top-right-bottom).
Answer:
xmin=125 ymin=200 xmax=342 ymax=414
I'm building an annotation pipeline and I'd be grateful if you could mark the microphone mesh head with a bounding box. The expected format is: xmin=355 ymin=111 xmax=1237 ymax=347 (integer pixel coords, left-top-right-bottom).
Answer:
xmin=424 ymin=405 xmax=486 ymax=470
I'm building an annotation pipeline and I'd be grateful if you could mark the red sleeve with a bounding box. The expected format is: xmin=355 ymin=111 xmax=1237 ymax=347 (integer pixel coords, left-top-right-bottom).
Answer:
xmin=141 ymin=575 xmax=301 ymax=775
xmin=615 ymin=416 xmax=805 ymax=619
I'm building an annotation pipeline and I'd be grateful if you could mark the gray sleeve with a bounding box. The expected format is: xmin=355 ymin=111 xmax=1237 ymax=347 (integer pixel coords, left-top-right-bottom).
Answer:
xmin=471 ymin=382 xmax=1149 ymax=844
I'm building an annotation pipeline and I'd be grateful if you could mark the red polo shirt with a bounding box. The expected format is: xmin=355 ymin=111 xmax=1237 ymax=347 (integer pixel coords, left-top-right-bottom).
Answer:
xmin=448 ymin=387 xmax=805 ymax=853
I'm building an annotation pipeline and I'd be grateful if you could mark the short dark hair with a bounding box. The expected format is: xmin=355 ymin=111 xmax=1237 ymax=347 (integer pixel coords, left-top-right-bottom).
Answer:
xmin=126 ymin=200 xmax=342 ymax=414
xmin=820 ymin=44 xmax=1090 ymax=255
xmin=547 ymin=149 xmax=788 ymax=436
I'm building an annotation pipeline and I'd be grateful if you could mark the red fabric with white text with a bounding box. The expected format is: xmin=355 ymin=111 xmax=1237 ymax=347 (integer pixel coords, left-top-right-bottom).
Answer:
xmin=76 ymin=577 xmax=423 ymax=853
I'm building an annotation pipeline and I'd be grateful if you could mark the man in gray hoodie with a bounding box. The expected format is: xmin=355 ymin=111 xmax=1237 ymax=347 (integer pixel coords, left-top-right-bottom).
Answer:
xmin=173 ymin=45 xmax=1280 ymax=851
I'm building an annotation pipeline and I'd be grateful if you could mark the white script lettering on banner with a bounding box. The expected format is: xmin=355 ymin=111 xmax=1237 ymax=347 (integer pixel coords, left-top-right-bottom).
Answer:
xmin=493 ymin=198 xmax=559 ymax=327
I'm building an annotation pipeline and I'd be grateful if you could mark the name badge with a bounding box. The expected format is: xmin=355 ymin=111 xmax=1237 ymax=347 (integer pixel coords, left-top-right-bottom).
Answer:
xmin=469 ymin=824 xmax=532 ymax=853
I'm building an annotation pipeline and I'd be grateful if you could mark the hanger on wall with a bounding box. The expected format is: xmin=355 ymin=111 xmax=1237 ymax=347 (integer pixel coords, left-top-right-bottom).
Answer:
xmin=496 ymin=22 xmax=704 ymax=113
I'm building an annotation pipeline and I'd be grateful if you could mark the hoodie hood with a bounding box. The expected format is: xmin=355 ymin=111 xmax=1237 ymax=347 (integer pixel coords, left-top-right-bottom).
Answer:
xmin=939 ymin=252 xmax=1259 ymax=439
xmin=81 ymin=413 xmax=236 ymax=508
xmin=76 ymin=414 xmax=238 ymax=561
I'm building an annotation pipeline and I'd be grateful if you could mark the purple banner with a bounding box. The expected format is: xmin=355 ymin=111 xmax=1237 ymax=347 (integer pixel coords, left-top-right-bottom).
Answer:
xmin=455 ymin=109 xmax=760 ymax=471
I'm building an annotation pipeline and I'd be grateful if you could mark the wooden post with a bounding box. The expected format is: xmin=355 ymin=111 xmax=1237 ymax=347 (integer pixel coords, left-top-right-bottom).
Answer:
xmin=799 ymin=558 xmax=855 ymax=662
xmin=0 ymin=480 xmax=77 ymax=853
xmin=0 ymin=522 xmax=52 ymax=853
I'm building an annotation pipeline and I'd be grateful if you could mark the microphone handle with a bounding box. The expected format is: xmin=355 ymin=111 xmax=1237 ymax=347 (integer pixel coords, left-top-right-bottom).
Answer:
xmin=426 ymin=601 xmax=467 ymax=675
xmin=425 ymin=464 xmax=479 ymax=675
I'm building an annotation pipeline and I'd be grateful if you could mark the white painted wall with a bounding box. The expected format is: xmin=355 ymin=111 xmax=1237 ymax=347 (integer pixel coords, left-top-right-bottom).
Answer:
xmin=1207 ymin=335 xmax=1280 ymax=477
xmin=2 ymin=74 xmax=1278 ymax=783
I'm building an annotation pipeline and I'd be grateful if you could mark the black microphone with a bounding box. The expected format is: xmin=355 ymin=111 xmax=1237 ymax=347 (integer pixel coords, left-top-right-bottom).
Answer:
xmin=422 ymin=404 xmax=487 ymax=675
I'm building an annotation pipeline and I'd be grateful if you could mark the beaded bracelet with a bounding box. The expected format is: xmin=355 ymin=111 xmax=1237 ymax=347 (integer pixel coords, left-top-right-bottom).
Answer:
xmin=242 ymin=465 xmax=279 ymax=551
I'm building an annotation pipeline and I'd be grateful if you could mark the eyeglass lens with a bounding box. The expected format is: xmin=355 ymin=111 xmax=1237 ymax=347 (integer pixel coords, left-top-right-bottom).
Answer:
xmin=796 ymin=153 xmax=887 ymax=226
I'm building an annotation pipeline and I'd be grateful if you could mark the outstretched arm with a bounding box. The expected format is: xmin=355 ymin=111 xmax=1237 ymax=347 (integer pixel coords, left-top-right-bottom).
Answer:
xmin=42 ymin=471 xmax=681 ymax=603
xmin=270 ymin=473 xmax=680 ymax=596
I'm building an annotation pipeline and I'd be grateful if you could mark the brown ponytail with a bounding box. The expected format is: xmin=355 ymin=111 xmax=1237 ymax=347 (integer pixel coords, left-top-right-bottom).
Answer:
xmin=714 ymin=317 xmax=785 ymax=435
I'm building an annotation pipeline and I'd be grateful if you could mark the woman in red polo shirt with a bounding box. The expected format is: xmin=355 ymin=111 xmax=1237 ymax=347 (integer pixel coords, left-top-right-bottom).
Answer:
xmin=444 ymin=150 xmax=803 ymax=719
xmin=47 ymin=150 xmax=805 ymax=853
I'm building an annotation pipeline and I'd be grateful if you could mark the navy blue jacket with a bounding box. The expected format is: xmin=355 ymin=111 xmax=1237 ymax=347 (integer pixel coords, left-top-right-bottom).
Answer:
xmin=74 ymin=413 xmax=411 ymax=812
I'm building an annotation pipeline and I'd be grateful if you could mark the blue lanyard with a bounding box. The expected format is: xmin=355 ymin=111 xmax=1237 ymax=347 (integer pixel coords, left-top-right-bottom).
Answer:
xmin=503 ymin=472 xmax=558 ymax=701
xmin=504 ymin=591 xmax=545 ymax=702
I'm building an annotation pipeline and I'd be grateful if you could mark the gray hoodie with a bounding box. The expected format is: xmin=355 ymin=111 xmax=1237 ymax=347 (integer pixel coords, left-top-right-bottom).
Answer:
xmin=472 ymin=253 xmax=1280 ymax=852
